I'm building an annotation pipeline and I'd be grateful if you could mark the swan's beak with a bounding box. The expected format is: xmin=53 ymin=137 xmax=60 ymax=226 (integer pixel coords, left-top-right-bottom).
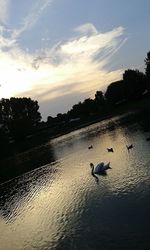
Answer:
xmin=107 ymin=162 xmax=111 ymax=169
xmin=107 ymin=163 xmax=112 ymax=169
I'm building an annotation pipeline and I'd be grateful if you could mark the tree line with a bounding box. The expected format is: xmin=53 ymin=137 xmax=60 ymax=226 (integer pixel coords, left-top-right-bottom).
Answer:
xmin=0 ymin=51 xmax=150 ymax=158
xmin=47 ymin=51 xmax=150 ymax=123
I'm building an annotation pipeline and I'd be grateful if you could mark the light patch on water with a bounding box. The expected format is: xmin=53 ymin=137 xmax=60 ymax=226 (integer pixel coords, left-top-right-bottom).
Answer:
xmin=0 ymin=120 xmax=150 ymax=249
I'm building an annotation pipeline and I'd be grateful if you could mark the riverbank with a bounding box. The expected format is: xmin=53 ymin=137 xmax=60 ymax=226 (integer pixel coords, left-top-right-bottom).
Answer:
xmin=46 ymin=94 xmax=150 ymax=139
xmin=3 ymin=95 xmax=150 ymax=155
xmin=0 ymin=95 xmax=150 ymax=184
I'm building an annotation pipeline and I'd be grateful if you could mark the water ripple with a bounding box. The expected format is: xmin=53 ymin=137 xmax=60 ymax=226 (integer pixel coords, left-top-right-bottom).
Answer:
xmin=0 ymin=121 xmax=150 ymax=249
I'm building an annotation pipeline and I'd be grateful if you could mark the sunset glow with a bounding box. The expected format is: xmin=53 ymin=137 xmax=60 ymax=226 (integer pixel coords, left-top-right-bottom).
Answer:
xmin=0 ymin=0 xmax=149 ymax=118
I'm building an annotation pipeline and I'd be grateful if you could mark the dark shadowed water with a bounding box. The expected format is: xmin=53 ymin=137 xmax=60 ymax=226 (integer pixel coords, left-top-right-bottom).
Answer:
xmin=0 ymin=115 xmax=150 ymax=250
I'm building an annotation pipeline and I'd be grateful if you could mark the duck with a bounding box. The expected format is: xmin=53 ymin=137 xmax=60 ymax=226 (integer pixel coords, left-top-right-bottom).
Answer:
xmin=107 ymin=148 xmax=114 ymax=152
xmin=90 ymin=162 xmax=111 ymax=174
xmin=126 ymin=144 xmax=133 ymax=151
xmin=88 ymin=145 xmax=93 ymax=149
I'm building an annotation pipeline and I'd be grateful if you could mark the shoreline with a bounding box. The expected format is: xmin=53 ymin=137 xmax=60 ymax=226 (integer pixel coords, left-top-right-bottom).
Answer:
xmin=0 ymin=95 xmax=150 ymax=184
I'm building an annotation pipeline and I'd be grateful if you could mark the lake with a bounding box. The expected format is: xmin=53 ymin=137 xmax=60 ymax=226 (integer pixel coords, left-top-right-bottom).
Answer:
xmin=0 ymin=115 xmax=150 ymax=250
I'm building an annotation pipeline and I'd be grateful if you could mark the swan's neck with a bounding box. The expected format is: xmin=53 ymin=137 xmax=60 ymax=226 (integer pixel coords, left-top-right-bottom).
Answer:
xmin=91 ymin=165 xmax=94 ymax=175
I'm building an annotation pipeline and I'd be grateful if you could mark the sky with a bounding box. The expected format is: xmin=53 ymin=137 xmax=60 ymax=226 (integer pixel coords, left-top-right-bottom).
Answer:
xmin=0 ymin=0 xmax=150 ymax=120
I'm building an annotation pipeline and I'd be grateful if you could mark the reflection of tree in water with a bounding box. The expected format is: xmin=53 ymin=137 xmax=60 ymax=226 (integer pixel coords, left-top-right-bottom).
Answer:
xmin=0 ymin=159 xmax=59 ymax=221
xmin=0 ymin=143 xmax=56 ymax=183
xmin=139 ymin=109 xmax=150 ymax=133
xmin=106 ymin=121 xmax=116 ymax=131
xmin=119 ymin=110 xmax=150 ymax=135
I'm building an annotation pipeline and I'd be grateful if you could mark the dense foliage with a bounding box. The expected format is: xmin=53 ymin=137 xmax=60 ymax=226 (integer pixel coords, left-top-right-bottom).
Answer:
xmin=0 ymin=98 xmax=41 ymax=154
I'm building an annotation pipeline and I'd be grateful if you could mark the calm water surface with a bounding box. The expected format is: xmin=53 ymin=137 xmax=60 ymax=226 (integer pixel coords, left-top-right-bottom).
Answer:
xmin=0 ymin=118 xmax=150 ymax=250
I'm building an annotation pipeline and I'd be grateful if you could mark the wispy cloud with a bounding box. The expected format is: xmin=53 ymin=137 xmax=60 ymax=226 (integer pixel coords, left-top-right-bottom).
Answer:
xmin=0 ymin=0 xmax=10 ymax=24
xmin=0 ymin=22 xmax=126 ymax=118
xmin=74 ymin=23 xmax=98 ymax=36
xmin=12 ymin=0 xmax=53 ymax=39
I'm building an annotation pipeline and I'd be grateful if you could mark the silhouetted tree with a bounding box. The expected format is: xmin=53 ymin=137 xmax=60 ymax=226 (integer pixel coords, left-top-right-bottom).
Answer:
xmin=145 ymin=51 xmax=150 ymax=91
xmin=67 ymin=102 xmax=82 ymax=119
xmin=0 ymin=125 xmax=10 ymax=158
xmin=0 ymin=98 xmax=11 ymax=125
xmin=105 ymin=80 xmax=125 ymax=105
xmin=145 ymin=51 xmax=150 ymax=80
xmin=95 ymin=91 xmax=105 ymax=105
xmin=47 ymin=116 xmax=53 ymax=123
xmin=10 ymin=97 xmax=41 ymax=125
xmin=123 ymin=69 xmax=146 ymax=100
xmin=0 ymin=97 xmax=41 ymax=140
xmin=67 ymin=98 xmax=98 ymax=119
xmin=56 ymin=113 xmax=64 ymax=121
xmin=82 ymin=98 xmax=97 ymax=116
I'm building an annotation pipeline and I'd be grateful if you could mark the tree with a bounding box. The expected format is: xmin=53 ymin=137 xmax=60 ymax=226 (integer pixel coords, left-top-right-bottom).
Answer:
xmin=67 ymin=98 xmax=98 ymax=119
xmin=95 ymin=91 xmax=105 ymax=105
xmin=47 ymin=116 xmax=54 ymax=125
xmin=0 ymin=124 xmax=10 ymax=158
xmin=123 ymin=69 xmax=146 ymax=100
xmin=0 ymin=97 xmax=41 ymax=140
xmin=67 ymin=102 xmax=83 ymax=119
xmin=144 ymin=51 xmax=150 ymax=91
xmin=82 ymin=98 xmax=97 ymax=115
xmin=56 ymin=113 xmax=64 ymax=121
xmin=9 ymin=97 xmax=41 ymax=125
xmin=145 ymin=51 xmax=150 ymax=80
xmin=105 ymin=80 xmax=125 ymax=105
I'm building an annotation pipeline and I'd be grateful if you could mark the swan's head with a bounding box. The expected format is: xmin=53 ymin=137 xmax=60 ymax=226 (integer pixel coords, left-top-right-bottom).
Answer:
xmin=90 ymin=163 xmax=94 ymax=168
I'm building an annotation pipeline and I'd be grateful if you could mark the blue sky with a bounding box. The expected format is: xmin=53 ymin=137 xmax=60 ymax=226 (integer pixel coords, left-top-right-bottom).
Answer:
xmin=0 ymin=0 xmax=150 ymax=120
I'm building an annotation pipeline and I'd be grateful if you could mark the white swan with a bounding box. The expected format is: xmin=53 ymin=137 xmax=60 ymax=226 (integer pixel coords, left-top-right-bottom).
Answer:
xmin=90 ymin=162 xmax=111 ymax=174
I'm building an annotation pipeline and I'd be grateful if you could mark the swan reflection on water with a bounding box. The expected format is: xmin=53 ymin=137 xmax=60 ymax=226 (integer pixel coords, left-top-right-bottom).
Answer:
xmin=91 ymin=171 xmax=107 ymax=184
xmin=91 ymin=172 xmax=99 ymax=184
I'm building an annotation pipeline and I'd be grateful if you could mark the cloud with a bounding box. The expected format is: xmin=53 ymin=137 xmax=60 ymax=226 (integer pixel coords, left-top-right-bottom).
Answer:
xmin=74 ymin=23 xmax=98 ymax=36
xmin=0 ymin=22 xmax=126 ymax=118
xmin=0 ymin=0 xmax=52 ymax=49
xmin=0 ymin=0 xmax=10 ymax=24
xmin=12 ymin=0 xmax=53 ymax=39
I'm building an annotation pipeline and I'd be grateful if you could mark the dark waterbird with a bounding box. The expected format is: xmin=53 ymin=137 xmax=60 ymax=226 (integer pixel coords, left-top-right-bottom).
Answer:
xmin=88 ymin=145 xmax=93 ymax=149
xmin=107 ymin=148 xmax=114 ymax=152
xmin=126 ymin=144 xmax=133 ymax=151
xmin=146 ymin=137 xmax=150 ymax=141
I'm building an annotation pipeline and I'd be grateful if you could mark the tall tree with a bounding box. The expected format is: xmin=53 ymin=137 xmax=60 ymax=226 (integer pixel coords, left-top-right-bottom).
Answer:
xmin=105 ymin=80 xmax=125 ymax=105
xmin=144 ymin=51 xmax=150 ymax=91
xmin=95 ymin=91 xmax=105 ymax=105
xmin=145 ymin=51 xmax=150 ymax=80
xmin=123 ymin=69 xmax=146 ymax=100
xmin=0 ymin=97 xmax=41 ymax=140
